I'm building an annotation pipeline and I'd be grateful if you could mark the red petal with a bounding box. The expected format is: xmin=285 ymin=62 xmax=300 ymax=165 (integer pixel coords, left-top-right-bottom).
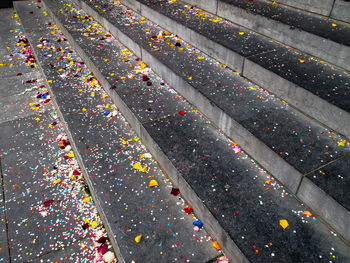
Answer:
xmin=184 ymin=208 xmax=193 ymax=214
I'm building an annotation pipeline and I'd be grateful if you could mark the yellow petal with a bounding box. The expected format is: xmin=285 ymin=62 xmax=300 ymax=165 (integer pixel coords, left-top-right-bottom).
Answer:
xmin=83 ymin=197 xmax=91 ymax=203
xmin=212 ymin=241 xmax=221 ymax=250
xmin=91 ymin=221 xmax=99 ymax=228
xmin=68 ymin=152 xmax=75 ymax=158
xmin=140 ymin=166 xmax=148 ymax=173
xmin=149 ymin=179 xmax=159 ymax=188
xmin=133 ymin=162 xmax=142 ymax=170
xmin=135 ymin=234 xmax=142 ymax=243
xmin=280 ymin=219 xmax=289 ymax=229
xmin=54 ymin=179 xmax=62 ymax=185
xmin=338 ymin=140 xmax=346 ymax=146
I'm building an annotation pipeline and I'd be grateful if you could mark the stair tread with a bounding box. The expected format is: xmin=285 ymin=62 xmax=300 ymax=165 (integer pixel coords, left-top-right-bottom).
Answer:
xmin=24 ymin=0 xmax=350 ymax=261
xmin=220 ymin=0 xmax=350 ymax=46
xmin=15 ymin=2 xmax=221 ymax=262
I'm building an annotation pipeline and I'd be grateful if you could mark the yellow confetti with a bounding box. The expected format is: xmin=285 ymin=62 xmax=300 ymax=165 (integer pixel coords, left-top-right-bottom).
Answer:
xmin=338 ymin=140 xmax=346 ymax=146
xmin=198 ymin=56 xmax=205 ymax=60
xmin=91 ymin=221 xmax=99 ymax=228
xmin=70 ymin=174 xmax=77 ymax=181
xmin=212 ymin=241 xmax=221 ymax=250
xmin=133 ymin=162 xmax=142 ymax=170
xmin=140 ymin=166 xmax=148 ymax=173
xmin=299 ymin=59 xmax=305 ymax=63
xmin=54 ymin=179 xmax=62 ymax=185
xmin=135 ymin=234 xmax=143 ymax=243
xmin=238 ymin=32 xmax=245 ymax=35
xmin=188 ymin=76 xmax=192 ymax=80
xmin=332 ymin=23 xmax=337 ymax=27
xmin=83 ymin=197 xmax=91 ymax=203
xmin=68 ymin=151 xmax=75 ymax=158
xmin=82 ymin=108 xmax=87 ymax=112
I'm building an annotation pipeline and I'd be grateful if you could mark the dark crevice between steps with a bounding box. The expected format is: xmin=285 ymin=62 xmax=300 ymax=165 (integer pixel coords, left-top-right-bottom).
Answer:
xmin=0 ymin=157 xmax=12 ymax=263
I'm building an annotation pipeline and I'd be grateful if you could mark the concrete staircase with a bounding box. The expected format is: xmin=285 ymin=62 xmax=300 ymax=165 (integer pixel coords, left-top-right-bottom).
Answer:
xmin=13 ymin=0 xmax=350 ymax=262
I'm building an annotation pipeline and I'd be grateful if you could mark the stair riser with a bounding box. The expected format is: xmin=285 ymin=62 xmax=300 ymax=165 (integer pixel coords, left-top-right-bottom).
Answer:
xmin=272 ymin=0 xmax=334 ymax=16
xmin=331 ymin=0 xmax=350 ymax=24
xmin=297 ymin=177 xmax=350 ymax=241
xmin=68 ymin=0 xmax=350 ymax=242
xmin=217 ymin=0 xmax=350 ymax=71
xmin=41 ymin=0 xmax=249 ymax=260
xmin=243 ymin=60 xmax=350 ymax=139
xmin=120 ymin=0 xmax=350 ymax=140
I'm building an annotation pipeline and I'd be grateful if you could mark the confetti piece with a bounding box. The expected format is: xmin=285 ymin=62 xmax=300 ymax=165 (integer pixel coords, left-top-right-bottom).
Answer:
xmin=193 ymin=220 xmax=203 ymax=228
xmin=280 ymin=219 xmax=289 ymax=229
xmin=212 ymin=241 xmax=221 ymax=250
xmin=91 ymin=221 xmax=99 ymax=229
xmin=338 ymin=140 xmax=346 ymax=146
xmin=149 ymin=179 xmax=159 ymax=187
xmin=135 ymin=234 xmax=143 ymax=243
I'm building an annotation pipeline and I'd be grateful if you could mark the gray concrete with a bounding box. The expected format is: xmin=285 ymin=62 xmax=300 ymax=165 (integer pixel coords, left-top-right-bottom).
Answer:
xmin=274 ymin=0 xmax=334 ymax=16
xmin=175 ymin=0 xmax=218 ymax=14
xmin=242 ymin=59 xmax=350 ymax=140
xmin=297 ymin=177 xmax=350 ymax=242
xmin=216 ymin=0 xmax=350 ymax=71
xmin=116 ymin=0 xmax=350 ymax=140
xmin=62 ymin=0 xmax=350 ymax=243
xmin=331 ymin=0 xmax=350 ymax=24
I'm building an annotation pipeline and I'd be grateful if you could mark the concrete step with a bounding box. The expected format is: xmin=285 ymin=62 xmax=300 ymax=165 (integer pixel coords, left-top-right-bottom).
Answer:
xmin=271 ymin=0 xmax=350 ymax=24
xmin=15 ymin=0 xmax=350 ymax=261
xmin=43 ymin=0 xmax=350 ymax=241
xmin=112 ymin=0 xmax=350 ymax=138
xmin=13 ymin=2 xmax=222 ymax=262
xmin=208 ymin=0 xmax=350 ymax=70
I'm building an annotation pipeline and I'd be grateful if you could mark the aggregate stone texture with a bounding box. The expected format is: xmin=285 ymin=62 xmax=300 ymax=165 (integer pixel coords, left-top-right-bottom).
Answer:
xmin=220 ymin=0 xmax=350 ymax=46
xmin=53 ymin=0 xmax=350 ymax=201
xmin=29 ymin=0 xmax=350 ymax=261
xmin=130 ymin=0 xmax=350 ymax=113
xmin=306 ymin=153 xmax=350 ymax=211
xmin=16 ymin=1 xmax=221 ymax=262
xmin=0 ymin=74 xmax=43 ymax=123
